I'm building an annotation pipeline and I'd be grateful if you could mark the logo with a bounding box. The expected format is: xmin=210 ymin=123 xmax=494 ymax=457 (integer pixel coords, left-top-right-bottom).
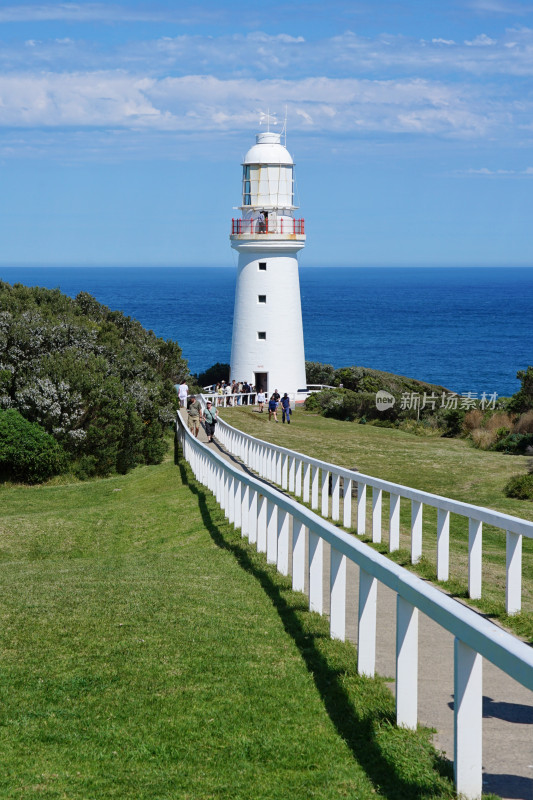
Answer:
xmin=375 ymin=390 xmax=395 ymax=412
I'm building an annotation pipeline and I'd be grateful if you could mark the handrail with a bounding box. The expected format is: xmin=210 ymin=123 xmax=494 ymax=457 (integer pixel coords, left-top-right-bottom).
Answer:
xmin=176 ymin=409 xmax=533 ymax=800
xmin=231 ymin=218 xmax=305 ymax=235
xmin=210 ymin=406 xmax=533 ymax=614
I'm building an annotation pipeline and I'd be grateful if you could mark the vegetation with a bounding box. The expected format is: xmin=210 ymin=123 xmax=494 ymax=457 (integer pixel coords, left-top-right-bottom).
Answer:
xmin=0 ymin=282 xmax=189 ymax=479
xmin=221 ymin=404 xmax=533 ymax=640
xmin=196 ymin=361 xmax=230 ymax=387
xmin=305 ymin=361 xmax=533 ymax=453
xmin=0 ymin=441 xmax=456 ymax=799
xmin=0 ymin=409 xmax=67 ymax=483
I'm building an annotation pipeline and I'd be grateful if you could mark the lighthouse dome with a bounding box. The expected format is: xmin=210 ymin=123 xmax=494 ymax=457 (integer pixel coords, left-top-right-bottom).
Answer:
xmin=243 ymin=132 xmax=293 ymax=166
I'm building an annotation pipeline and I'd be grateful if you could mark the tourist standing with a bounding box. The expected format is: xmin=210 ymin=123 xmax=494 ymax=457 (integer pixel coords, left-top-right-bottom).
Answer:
xmin=178 ymin=380 xmax=188 ymax=408
xmin=257 ymin=390 xmax=266 ymax=413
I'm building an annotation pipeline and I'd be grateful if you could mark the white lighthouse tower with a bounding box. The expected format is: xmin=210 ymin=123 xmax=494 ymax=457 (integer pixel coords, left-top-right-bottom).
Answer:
xmin=229 ymin=129 xmax=306 ymax=397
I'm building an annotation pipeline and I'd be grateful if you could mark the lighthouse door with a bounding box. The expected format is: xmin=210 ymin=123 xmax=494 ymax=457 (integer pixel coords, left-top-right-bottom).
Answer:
xmin=254 ymin=372 xmax=268 ymax=394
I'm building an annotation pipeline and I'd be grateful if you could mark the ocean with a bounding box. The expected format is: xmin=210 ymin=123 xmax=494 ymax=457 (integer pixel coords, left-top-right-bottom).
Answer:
xmin=1 ymin=265 xmax=532 ymax=398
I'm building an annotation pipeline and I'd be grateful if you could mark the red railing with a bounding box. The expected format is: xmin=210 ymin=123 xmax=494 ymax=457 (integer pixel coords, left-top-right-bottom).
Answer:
xmin=231 ymin=218 xmax=305 ymax=235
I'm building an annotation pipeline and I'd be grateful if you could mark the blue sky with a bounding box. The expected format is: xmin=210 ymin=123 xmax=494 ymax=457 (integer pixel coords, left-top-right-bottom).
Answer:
xmin=0 ymin=0 xmax=532 ymax=267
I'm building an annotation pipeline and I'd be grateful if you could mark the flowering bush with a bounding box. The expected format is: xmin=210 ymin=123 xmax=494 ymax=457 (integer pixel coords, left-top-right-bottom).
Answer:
xmin=0 ymin=282 xmax=190 ymax=479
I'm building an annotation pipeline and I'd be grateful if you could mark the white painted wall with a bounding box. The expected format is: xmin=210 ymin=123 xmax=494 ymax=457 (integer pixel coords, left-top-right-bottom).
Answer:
xmin=230 ymin=245 xmax=306 ymax=395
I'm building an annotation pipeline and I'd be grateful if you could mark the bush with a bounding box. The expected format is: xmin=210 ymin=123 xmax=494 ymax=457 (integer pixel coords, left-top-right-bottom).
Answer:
xmin=504 ymin=473 xmax=533 ymax=500
xmin=493 ymin=432 xmax=533 ymax=455
xmin=0 ymin=409 xmax=67 ymax=483
xmin=514 ymin=410 xmax=533 ymax=434
xmin=197 ymin=362 xmax=230 ymax=387
xmin=508 ymin=366 xmax=533 ymax=414
xmin=463 ymin=409 xmax=483 ymax=432
xmin=305 ymin=362 xmax=335 ymax=386
xmin=471 ymin=429 xmax=495 ymax=450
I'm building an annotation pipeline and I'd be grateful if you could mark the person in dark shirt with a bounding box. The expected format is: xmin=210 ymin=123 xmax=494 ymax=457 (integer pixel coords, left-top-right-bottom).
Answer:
xmin=281 ymin=393 xmax=291 ymax=424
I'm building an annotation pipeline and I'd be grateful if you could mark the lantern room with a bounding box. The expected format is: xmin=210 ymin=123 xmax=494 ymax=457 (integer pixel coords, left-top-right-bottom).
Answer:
xmin=241 ymin=131 xmax=296 ymax=211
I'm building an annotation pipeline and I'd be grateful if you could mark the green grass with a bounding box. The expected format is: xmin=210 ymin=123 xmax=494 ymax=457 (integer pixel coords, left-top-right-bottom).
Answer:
xmin=220 ymin=407 xmax=533 ymax=640
xmin=0 ymin=442 xmax=457 ymax=799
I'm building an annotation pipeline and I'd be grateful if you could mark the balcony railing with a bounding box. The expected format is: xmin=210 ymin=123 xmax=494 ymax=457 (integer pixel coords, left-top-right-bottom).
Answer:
xmin=231 ymin=218 xmax=305 ymax=236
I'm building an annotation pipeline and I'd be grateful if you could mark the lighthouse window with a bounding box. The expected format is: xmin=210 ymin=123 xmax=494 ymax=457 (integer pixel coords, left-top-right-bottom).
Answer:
xmin=258 ymin=262 xmax=267 ymax=271
xmin=243 ymin=165 xmax=251 ymax=206
xmin=257 ymin=331 xmax=266 ymax=340
xmin=258 ymin=295 xmax=266 ymax=303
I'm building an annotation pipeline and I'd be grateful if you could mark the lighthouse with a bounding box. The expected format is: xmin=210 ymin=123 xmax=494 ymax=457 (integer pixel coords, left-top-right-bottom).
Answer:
xmin=229 ymin=130 xmax=306 ymax=397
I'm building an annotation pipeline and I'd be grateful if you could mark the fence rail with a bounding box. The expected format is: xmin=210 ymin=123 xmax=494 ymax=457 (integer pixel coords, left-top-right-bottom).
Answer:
xmin=177 ymin=409 xmax=533 ymax=800
xmin=210 ymin=408 xmax=533 ymax=616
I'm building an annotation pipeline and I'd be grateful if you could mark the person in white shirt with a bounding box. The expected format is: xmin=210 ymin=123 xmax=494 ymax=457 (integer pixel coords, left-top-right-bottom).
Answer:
xmin=256 ymin=391 xmax=266 ymax=413
xmin=178 ymin=380 xmax=188 ymax=408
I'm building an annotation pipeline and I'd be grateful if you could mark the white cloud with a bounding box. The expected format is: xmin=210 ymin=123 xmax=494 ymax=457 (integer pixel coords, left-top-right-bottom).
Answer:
xmin=465 ymin=33 xmax=498 ymax=45
xmin=0 ymin=72 xmax=505 ymax=141
xmin=432 ymin=38 xmax=456 ymax=45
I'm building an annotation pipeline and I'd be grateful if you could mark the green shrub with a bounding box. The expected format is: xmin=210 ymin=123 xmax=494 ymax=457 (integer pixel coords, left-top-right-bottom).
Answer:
xmin=493 ymin=433 xmax=533 ymax=455
xmin=0 ymin=409 xmax=67 ymax=483
xmin=504 ymin=473 xmax=533 ymax=500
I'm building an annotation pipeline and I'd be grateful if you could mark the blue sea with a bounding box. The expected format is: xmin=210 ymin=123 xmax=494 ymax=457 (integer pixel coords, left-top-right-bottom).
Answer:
xmin=1 ymin=266 xmax=532 ymax=398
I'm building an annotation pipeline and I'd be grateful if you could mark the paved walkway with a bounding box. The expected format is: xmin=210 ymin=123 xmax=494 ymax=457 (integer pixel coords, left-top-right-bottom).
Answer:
xmin=182 ymin=410 xmax=533 ymax=800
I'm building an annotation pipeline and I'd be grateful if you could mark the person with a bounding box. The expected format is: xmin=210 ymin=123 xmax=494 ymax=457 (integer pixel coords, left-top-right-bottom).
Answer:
xmin=281 ymin=393 xmax=291 ymax=424
xmin=178 ymin=380 xmax=188 ymax=408
xmin=272 ymin=389 xmax=280 ymax=403
xmin=268 ymin=393 xmax=278 ymax=422
xmin=242 ymin=381 xmax=250 ymax=405
xmin=225 ymin=382 xmax=232 ymax=406
xmin=258 ymin=210 xmax=266 ymax=233
xmin=203 ymin=400 xmax=218 ymax=442
xmin=187 ymin=394 xmax=203 ymax=437
xmin=216 ymin=382 xmax=223 ymax=406
xmin=256 ymin=389 xmax=266 ymax=413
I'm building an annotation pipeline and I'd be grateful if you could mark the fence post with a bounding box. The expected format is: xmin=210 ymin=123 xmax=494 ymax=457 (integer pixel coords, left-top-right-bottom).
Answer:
xmin=396 ymin=596 xmax=418 ymax=729
xmin=506 ymin=530 xmax=522 ymax=615
xmin=277 ymin=510 xmax=290 ymax=576
xmin=289 ymin=457 xmax=296 ymax=493
xmin=389 ymin=492 xmax=400 ymax=551
xmin=330 ymin=547 xmax=347 ymax=640
xmin=303 ymin=462 xmax=311 ymax=503
xmin=372 ymin=487 xmax=382 ymax=543
xmin=468 ymin=519 xmax=482 ymax=600
xmin=257 ymin=494 xmax=267 ymax=553
xmin=234 ymin=478 xmax=242 ymax=530
xmin=321 ymin=469 xmax=330 ymax=517
xmin=331 ymin=473 xmax=340 ymax=521
xmin=357 ymin=483 xmax=367 ymax=536
xmin=437 ymin=508 xmax=450 ymax=581
xmin=292 ymin=520 xmax=306 ymax=592
xmin=411 ymin=500 xmax=423 ymax=564
xmin=311 ymin=466 xmax=319 ymax=509
xmin=295 ymin=459 xmax=302 ymax=496
xmin=241 ymin=484 xmax=249 ymax=538
xmin=454 ymin=638 xmax=482 ymax=800
xmin=248 ymin=488 xmax=257 ymax=544
xmin=358 ymin=567 xmax=377 ymax=677
xmin=343 ymin=477 xmax=353 ymax=529
xmin=267 ymin=500 xmax=278 ymax=564
xmin=308 ymin=530 xmax=324 ymax=614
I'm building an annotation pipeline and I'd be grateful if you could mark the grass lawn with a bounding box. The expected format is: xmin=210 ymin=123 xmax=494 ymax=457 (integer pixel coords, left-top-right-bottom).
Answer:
xmin=220 ymin=407 xmax=533 ymax=639
xmin=0 ymin=441 xmax=456 ymax=799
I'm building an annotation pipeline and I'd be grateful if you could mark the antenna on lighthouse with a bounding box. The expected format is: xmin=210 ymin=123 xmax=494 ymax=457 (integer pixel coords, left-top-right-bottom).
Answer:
xmin=280 ymin=106 xmax=288 ymax=146
xmin=259 ymin=109 xmax=278 ymax=132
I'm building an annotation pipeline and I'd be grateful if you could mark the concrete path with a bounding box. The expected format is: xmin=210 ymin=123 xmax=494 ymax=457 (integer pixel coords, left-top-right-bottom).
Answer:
xmin=181 ymin=410 xmax=533 ymax=800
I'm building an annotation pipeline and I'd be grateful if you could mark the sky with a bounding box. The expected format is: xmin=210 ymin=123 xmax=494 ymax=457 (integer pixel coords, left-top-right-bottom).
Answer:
xmin=0 ymin=0 xmax=532 ymax=267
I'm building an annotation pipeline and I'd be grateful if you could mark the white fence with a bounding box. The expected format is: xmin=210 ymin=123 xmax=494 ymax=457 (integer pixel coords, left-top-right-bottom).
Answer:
xmin=212 ymin=413 xmax=533 ymax=616
xmin=177 ymin=410 xmax=533 ymax=800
